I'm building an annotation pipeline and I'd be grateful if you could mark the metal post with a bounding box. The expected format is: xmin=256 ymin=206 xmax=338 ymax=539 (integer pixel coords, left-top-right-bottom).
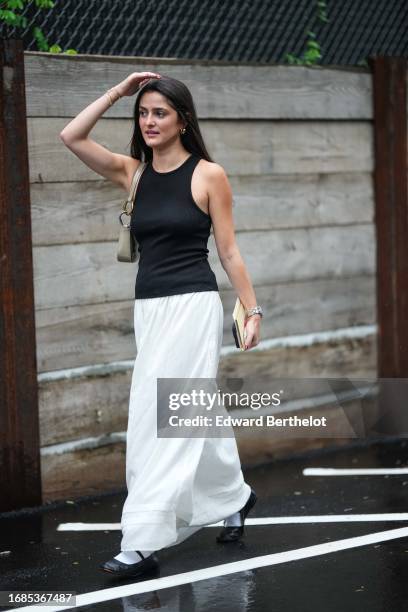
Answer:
xmin=369 ymin=56 xmax=408 ymax=378
xmin=0 ymin=39 xmax=42 ymax=511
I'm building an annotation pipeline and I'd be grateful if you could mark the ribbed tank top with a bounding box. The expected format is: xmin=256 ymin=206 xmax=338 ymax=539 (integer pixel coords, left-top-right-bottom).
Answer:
xmin=130 ymin=153 xmax=219 ymax=299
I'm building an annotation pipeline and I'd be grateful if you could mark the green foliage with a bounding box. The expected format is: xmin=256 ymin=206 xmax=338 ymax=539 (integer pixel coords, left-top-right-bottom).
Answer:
xmin=285 ymin=0 xmax=328 ymax=66
xmin=0 ymin=0 xmax=78 ymax=54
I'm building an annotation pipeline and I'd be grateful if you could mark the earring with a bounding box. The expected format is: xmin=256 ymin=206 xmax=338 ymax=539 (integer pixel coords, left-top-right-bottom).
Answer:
xmin=180 ymin=126 xmax=187 ymax=135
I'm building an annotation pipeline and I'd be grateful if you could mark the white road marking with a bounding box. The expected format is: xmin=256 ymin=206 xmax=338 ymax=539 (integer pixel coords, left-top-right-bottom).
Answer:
xmin=303 ymin=467 xmax=408 ymax=476
xmin=57 ymin=513 xmax=408 ymax=532
xmin=57 ymin=522 xmax=121 ymax=531
xmin=9 ymin=526 xmax=408 ymax=612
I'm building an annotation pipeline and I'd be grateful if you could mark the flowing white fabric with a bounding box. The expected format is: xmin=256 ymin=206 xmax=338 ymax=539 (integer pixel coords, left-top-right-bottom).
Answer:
xmin=120 ymin=291 xmax=251 ymax=551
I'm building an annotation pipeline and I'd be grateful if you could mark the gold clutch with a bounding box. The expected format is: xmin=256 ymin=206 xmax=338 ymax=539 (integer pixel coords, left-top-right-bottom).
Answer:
xmin=232 ymin=297 xmax=246 ymax=350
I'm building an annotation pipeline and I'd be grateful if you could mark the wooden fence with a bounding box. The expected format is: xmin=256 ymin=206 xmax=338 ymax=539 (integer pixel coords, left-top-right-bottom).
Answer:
xmin=24 ymin=52 xmax=379 ymax=499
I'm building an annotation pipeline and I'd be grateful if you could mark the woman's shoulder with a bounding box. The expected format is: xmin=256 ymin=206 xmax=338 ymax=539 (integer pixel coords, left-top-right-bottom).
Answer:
xmin=197 ymin=158 xmax=228 ymax=190
xmin=196 ymin=158 xmax=227 ymax=180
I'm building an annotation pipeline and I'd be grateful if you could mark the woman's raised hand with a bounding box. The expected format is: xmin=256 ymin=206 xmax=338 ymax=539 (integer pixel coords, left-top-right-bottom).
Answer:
xmin=116 ymin=72 xmax=162 ymax=97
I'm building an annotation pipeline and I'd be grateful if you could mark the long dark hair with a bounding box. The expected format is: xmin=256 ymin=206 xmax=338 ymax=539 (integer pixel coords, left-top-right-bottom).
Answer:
xmin=129 ymin=75 xmax=214 ymax=163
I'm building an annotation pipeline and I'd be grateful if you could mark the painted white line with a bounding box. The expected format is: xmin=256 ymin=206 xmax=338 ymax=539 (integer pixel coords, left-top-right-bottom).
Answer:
xmin=57 ymin=513 xmax=408 ymax=532
xmin=8 ymin=526 xmax=408 ymax=612
xmin=241 ymin=514 xmax=408 ymax=524
xmin=303 ymin=467 xmax=408 ymax=476
xmin=57 ymin=522 xmax=122 ymax=531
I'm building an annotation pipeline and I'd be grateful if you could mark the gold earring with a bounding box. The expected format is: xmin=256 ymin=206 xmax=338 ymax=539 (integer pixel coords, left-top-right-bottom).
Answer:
xmin=180 ymin=126 xmax=187 ymax=135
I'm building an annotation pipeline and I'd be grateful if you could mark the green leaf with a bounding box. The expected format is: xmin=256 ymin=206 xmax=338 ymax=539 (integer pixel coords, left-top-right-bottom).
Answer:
xmin=35 ymin=0 xmax=54 ymax=8
xmin=32 ymin=25 xmax=49 ymax=51
xmin=306 ymin=48 xmax=321 ymax=59
xmin=48 ymin=43 xmax=61 ymax=53
xmin=0 ymin=9 xmax=18 ymax=25
xmin=63 ymin=48 xmax=77 ymax=55
xmin=6 ymin=0 xmax=25 ymax=10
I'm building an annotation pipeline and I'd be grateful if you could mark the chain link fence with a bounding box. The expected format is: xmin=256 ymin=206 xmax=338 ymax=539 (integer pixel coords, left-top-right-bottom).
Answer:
xmin=0 ymin=0 xmax=407 ymax=64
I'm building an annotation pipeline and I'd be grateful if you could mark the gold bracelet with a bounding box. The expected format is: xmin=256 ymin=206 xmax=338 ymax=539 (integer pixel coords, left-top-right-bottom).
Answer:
xmin=105 ymin=87 xmax=122 ymax=107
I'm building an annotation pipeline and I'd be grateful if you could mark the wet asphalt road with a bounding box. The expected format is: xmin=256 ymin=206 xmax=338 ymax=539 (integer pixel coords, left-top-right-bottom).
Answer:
xmin=1 ymin=438 xmax=407 ymax=611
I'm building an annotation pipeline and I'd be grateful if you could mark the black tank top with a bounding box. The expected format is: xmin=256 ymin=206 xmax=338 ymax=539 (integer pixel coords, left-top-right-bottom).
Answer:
xmin=130 ymin=153 xmax=219 ymax=299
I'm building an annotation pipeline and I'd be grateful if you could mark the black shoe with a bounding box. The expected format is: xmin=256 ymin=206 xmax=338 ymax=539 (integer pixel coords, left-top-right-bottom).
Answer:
xmin=99 ymin=551 xmax=159 ymax=578
xmin=216 ymin=488 xmax=257 ymax=543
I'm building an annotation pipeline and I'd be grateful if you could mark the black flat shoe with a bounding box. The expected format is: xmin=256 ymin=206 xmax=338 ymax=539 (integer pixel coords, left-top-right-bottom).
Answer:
xmin=99 ymin=551 xmax=159 ymax=578
xmin=216 ymin=488 xmax=257 ymax=543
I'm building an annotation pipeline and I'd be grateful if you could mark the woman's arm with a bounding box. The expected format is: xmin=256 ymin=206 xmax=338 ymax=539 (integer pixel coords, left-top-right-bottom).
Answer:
xmin=207 ymin=163 xmax=262 ymax=350
xmin=59 ymin=71 xmax=161 ymax=192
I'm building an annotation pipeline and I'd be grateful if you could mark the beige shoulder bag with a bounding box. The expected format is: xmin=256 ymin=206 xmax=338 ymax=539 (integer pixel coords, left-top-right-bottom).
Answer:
xmin=117 ymin=161 xmax=147 ymax=263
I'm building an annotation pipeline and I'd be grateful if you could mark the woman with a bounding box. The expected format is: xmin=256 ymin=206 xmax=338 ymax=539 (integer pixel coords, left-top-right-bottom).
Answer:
xmin=60 ymin=71 xmax=263 ymax=578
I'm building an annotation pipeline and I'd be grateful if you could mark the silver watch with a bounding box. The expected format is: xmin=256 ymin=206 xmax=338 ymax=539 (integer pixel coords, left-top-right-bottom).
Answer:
xmin=246 ymin=305 xmax=263 ymax=318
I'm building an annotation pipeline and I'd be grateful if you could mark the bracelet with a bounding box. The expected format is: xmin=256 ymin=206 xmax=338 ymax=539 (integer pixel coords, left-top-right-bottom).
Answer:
xmin=106 ymin=88 xmax=121 ymax=106
xmin=105 ymin=87 xmax=122 ymax=107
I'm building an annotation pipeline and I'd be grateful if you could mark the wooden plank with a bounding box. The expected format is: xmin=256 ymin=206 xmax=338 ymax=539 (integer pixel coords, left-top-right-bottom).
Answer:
xmin=31 ymin=180 xmax=123 ymax=245
xmin=41 ymin=442 xmax=126 ymax=501
xmin=218 ymin=333 xmax=376 ymax=381
xmin=225 ymin=225 xmax=375 ymax=285
xmin=32 ymin=225 xmax=375 ymax=310
xmin=24 ymin=52 xmax=372 ymax=120
xmin=236 ymin=396 xmax=379 ymax=466
xmin=35 ymin=300 xmax=135 ymax=372
xmin=230 ymin=172 xmax=374 ymax=231
xmin=39 ymin=333 xmax=376 ymax=449
xmin=35 ymin=277 xmax=375 ymax=373
xmin=0 ymin=39 xmax=41 ymax=512
xmin=33 ymin=241 xmax=135 ymax=309
xmin=201 ymin=121 xmax=373 ymax=175
xmin=27 ymin=118 xmax=373 ymax=183
xmin=369 ymin=56 xmax=408 ymax=377
xmin=39 ymin=369 xmax=131 ymax=446
xmin=219 ymin=276 xmax=376 ymax=345
xmin=30 ymin=172 xmax=374 ymax=245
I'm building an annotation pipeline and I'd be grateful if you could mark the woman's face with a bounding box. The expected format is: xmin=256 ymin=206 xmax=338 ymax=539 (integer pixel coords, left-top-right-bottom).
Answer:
xmin=139 ymin=91 xmax=184 ymax=148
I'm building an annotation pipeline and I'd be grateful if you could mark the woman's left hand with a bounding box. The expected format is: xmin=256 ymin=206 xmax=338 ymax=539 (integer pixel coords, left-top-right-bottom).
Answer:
xmin=243 ymin=314 xmax=261 ymax=350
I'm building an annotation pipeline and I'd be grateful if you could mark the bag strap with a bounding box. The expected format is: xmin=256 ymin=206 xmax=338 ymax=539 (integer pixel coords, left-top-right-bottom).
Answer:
xmin=123 ymin=161 xmax=147 ymax=215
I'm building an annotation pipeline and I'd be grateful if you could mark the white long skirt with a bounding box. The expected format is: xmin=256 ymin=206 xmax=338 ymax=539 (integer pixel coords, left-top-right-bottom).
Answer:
xmin=120 ymin=290 xmax=251 ymax=552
